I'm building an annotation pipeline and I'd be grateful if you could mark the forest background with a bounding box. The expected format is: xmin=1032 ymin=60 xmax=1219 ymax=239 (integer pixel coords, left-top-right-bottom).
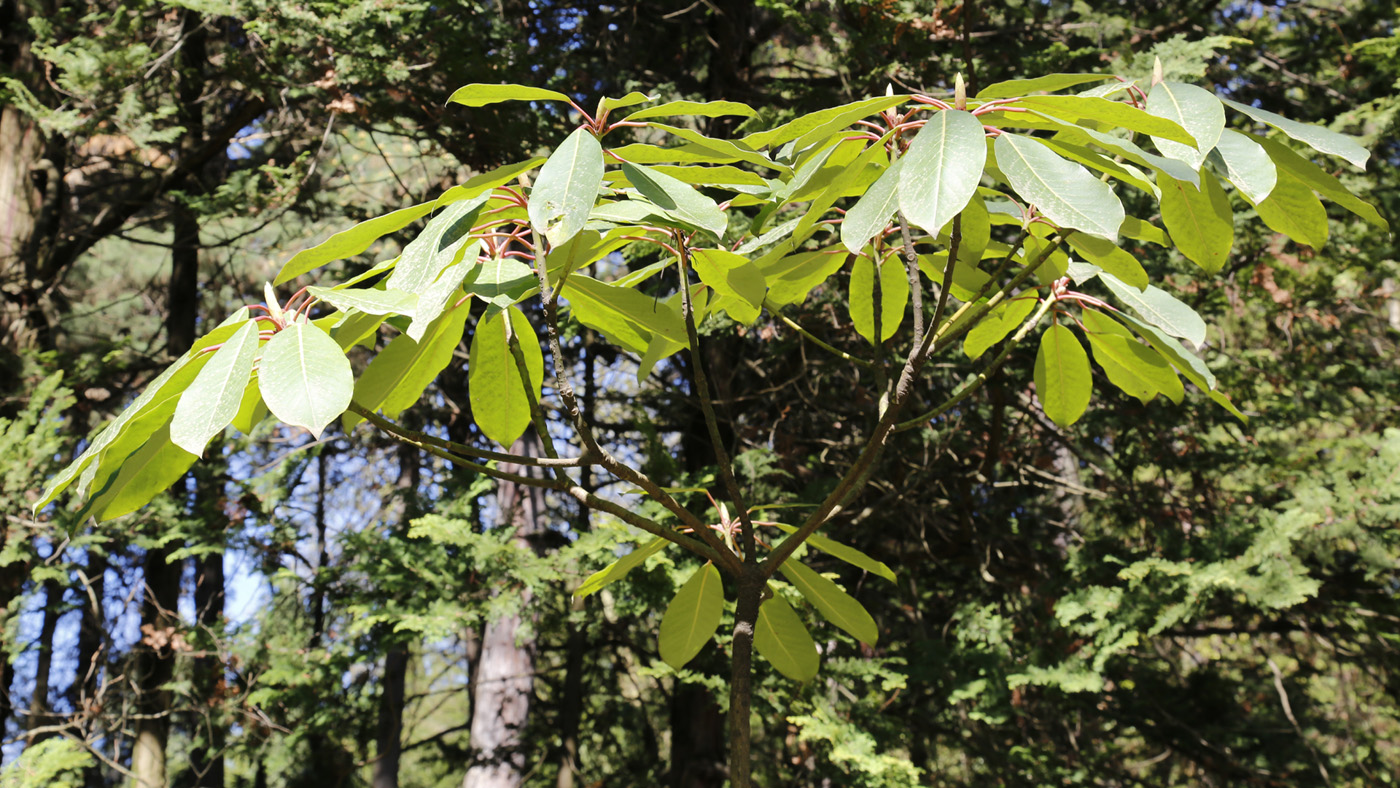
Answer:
xmin=2 ymin=1 xmax=1399 ymax=787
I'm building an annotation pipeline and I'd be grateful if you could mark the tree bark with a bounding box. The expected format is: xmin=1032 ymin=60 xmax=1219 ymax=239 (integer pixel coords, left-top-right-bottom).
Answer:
xmin=191 ymin=518 xmax=225 ymax=788
xmin=462 ymin=433 xmax=546 ymax=788
xmin=25 ymin=576 xmax=63 ymax=744
xmin=373 ymin=443 xmax=420 ymax=788
xmin=72 ymin=550 xmax=108 ymax=788
xmin=132 ymin=541 xmax=182 ymax=788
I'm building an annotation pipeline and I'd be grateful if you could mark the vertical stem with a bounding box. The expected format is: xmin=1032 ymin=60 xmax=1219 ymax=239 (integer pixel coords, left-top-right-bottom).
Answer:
xmin=727 ymin=570 xmax=764 ymax=788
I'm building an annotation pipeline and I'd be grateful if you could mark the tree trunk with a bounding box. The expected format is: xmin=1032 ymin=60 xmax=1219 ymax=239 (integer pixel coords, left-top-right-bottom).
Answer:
xmin=191 ymin=522 xmax=225 ymax=788
xmin=73 ymin=550 xmax=108 ymax=788
xmin=373 ymin=443 xmax=420 ymax=788
xmin=25 ymin=575 xmax=63 ymax=744
xmin=132 ymin=541 xmax=182 ymax=788
xmin=462 ymin=433 xmax=545 ymax=788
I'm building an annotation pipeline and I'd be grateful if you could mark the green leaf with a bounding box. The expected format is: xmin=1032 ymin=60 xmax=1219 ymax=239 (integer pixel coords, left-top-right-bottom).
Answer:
xmin=994 ymin=134 xmax=1124 ymax=240
xmin=634 ymin=165 xmax=769 ymax=188
xmin=1251 ymin=168 xmax=1330 ymax=249
xmin=841 ymin=158 xmax=901 ymax=253
xmin=530 ymin=128 xmax=605 ymax=246
xmin=1038 ymin=138 xmax=1160 ymax=196
xmin=620 ymin=162 xmax=728 ymax=241
xmin=1064 ymin=234 xmax=1147 ymax=290
xmin=976 ymin=73 xmax=1115 ymax=99
xmin=963 ymin=296 xmax=1038 ymax=360
xmin=432 ymin=158 xmax=548 ymax=210
xmin=230 ymin=375 xmax=267 ymax=435
xmin=1054 ymin=125 xmax=1201 ymax=186
xmin=1087 ymin=331 xmax=1184 ymax=405
xmin=385 ymin=197 xmax=487 ymax=294
xmin=1146 ymin=81 xmax=1225 ymax=171
xmin=350 ymin=300 xmax=470 ymax=428
xmin=308 ymin=286 xmax=418 ymax=317
xmin=690 ymin=249 xmax=766 ymax=323
xmin=1122 ymin=216 xmax=1169 ymax=247
xmin=1034 ymin=322 xmax=1092 ymax=428
xmin=658 ymin=563 xmax=725 ymax=669
xmin=795 ymin=131 xmax=896 ymax=246
xmin=1253 ymin=135 xmax=1387 ymax=230
xmin=463 ymin=254 xmax=538 ymax=311
xmin=447 ymin=83 xmax=571 ymax=107
xmin=576 ymin=537 xmax=670 ymax=597
xmin=564 ymin=274 xmax=687 ymax=351
xmin=1113 ymin=312 xmax=1217 ymax=391
xmin=258 ymin=323 xmax=354 ymax=439
xmin=760 ymin=248 xmax=848 ymax=307
xmin=78 ymin=423 xmax=197 ymax=522
xmin=1212 ymin=129 xmax=1277 ymax=203
xmin=1220 ymin=96 xmax=1370 ymax=169
xmin=1099 ymin=273 xmax=1207 ymax=348
xmin=645 ymin=125 xmax=780 ymax=173
xmin=608 ymin=142 xmax=750 ymax=166
xmin=1157 ymin=174 xmax=1233 ymax=273
xmin=849 ymin=255 xmax=908 ymax=344
xmin=468 ymin=306 xmax=543 ymax=448
xmin=769 ymin=524 xmax=895 ymax=581
xmin=625 ymin=99 xmax=757 ymax=122
xmin=897 ymin=110 xmax=986 ymax=238
xmin=779 ymin=559 xmax=878 ymax=646
xmin=744 ymin=95 xmax=907 ymax=150
xmin=599 ymin=92 xmax=655 ymax=112
xmin=276 ymin=201 xmax=436 ymax=285
xmin=170 ymin=321 xmax=260 ymax=456
xmin=1013 ymin=95 xmax=1196 ymax=145
xmin=755 ymin=594 xmax=819 ymax=681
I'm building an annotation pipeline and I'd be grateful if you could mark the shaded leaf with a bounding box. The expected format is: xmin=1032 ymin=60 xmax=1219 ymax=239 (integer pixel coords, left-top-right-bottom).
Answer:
xmin=621 ymin=162 xmax=728 ymax=240
xmin=779 ymin=559 xmax=878 ymax=645
xmin=576 ymin=537 xmax=670 ymax=597
xmin=1157 ymin=174 xmax=1233 ymax=273
xmin=755 ymin=594 xmax=819 ymax=681
xmin=963 ymin=296 xmax=1038 ymax=360
xmin=658 ymin=563 xmax=725 ymax=669
xmin=1252 ymin=168 xmax=1330 ymax=249
xmin=849 ymin=255 xmax=908 ymax=344
xmin=468 ymin=306 xmax=543 ymax=448
xmin=841 ymin=158 xmax=902 ymax=253
xmin=1034 ymin=322 xmax=1092 ymax=427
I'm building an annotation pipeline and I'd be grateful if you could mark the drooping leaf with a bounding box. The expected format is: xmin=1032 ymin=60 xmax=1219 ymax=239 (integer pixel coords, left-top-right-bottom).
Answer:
xmin=1054 ymin=124 xmax=1201 ymax=186
xmin=530 ymin=127 xmax=605 ymax=246
xmin=349 ymin=297 xmax=471 ymax=428
xmin=1212 ymin=129 xmax=1277 ymax=203
xmin=994 ymin=133 xmax=1124 ymax=240
xmin=849 ymin=254 xmax=908 ymax=344
xmin=576 ymin=537 xmax=670 ymax=597
xmin=1251 ymin=168 xmax=1330 ymax=249
xmin=564 ymin=274 xmax=688 ymax=352
xmin=1146 ymin=81 xmax=1225 ymax=171
xmin=1013 ymin=95 xmax=1196 ymax=145
xmin=690 ymin=248 xmax=766 ymax=323
xmin=308 ymin=286 xmax=419 ymax=317
xmin=386 ymin=197 xmax=488 ymax=296
xmin=841 ymin=158 xmax=902 ymax=253
xmin=896 ymin=109 xmax=986 ymax=238
xmin=625 ymin=99 xmax=757 ymax=121
xmin=975 ymin=73 xmax=1114 ymax=99
xmin=963 ymin=296 xmax=1038 ymax=359
xmin=468 ymin=306 xmax=544 ymax=448
xmin=1221 ymin=96 xmax=1371 ymax=169
xmin=779 ymin=559 xmax=878 ymax=645
xmin=1064 ymin=234 xmax=1147 ymax=289
xmin=1113 ymin=312 xmax=1217 ymax=391
xmin=258 ymin=323 xmax=354 ymax=439
xmin=760 ymin=248 xmax=848 ymax=307
xmin=1253 ymin=135 xmax=1387 ymax=230
xmin=621 ymin=162 xmax=728 ymax=240
xmin=170 ymin=321 xmax=260 ymax=456
xmin=1157 ymin=173 xmax=1233 ymax=273
xmin=276 ymin=202 xmax=436 ymax=286
xmin=658 ymin=563 xmax=725 ymax=669
xmin=1083 ymin=311 xmax=1184 ymax=404
xmin=1034 ymin=322 xmax=1092 ymax=427
xmin=447 ymin=83 xmax=571 ymax=107
xmin=230 ymin=375 xmax=267 ymax=435
xmin=745 ymin=95 xmax=907 ymax=151
xmin=755 ymin=594 xmax=819 ymax=681
xmin=1099 ymin=273 xmax=1208 ymax=348
xmin=769 ymin=524 xmax=895 ymax=582
xmin=78 ymin=423 xmax=197 ymax=522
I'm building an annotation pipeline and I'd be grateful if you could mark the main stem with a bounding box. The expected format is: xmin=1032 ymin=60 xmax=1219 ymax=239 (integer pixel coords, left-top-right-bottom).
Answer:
xmin=727 ymin=569 xmax=765 ymax=788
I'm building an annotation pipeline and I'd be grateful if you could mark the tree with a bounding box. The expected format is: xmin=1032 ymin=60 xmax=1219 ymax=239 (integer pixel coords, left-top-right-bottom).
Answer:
xmin=33 ymin=58 xmax=1386 ymax=787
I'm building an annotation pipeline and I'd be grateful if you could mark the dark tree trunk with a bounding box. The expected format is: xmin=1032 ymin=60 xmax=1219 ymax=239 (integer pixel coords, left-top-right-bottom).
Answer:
xmin=72 ymin=549 xmax=108 ymax=788
xmin=373 ymin=443 xmax=420 ymax=788
xmin=25 ymin=575 xmax=64 ymax=743
xmin=191 ymin=520 xmax=226 ymax=788
xmin=462 ymin=432 xmax=546 ymax=788
xmin=132 ymin=541 xmax=183 ymax=788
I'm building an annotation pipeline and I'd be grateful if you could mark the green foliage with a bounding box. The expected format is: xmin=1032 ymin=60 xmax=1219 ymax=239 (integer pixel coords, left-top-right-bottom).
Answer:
xmin=0 ymin=738 xmax=93 ymax=788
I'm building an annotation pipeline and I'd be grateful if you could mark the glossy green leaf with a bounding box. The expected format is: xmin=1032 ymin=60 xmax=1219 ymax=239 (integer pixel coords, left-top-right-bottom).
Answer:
xmin=976 ymin=73 xmax=1114 ymax=99
xmin=1114 ymin=312 xmax=1217 ymax=391
xmin=770 ymin=524 xmax=896 ymax=582
xmin=386 ymin=197 xmax=488 ymax=297
xmin=1221 ymin=96 xmax=1370 ymax=169
xmin=576 ymin=537 xmax=670 ymax=597
xmin=626 ymin=99 xmax=757 ymax=121
xmin=432 ymin=158 xmax=548 ymax=210
xmin=79 ymin=423 xmax=197 ymax=522
xmin=1034 ymin=322 xmax=1092 ymax=428
xmin=1083 ymin=311 xmax=1184 ymax=404
xmin=690 ymin=248 xmax=766 ymax=323
xmin=464 ymin=254 xmax=539 ymax=311
xmin=350 ymin=299 xmax=470 ymax=428
xmin=658 ymin=563 xmax=725 ymax=669
xmin=1064 ymin=234 xmax=1147 ymax=290
xmin=1212 ymin=129 xmax=1277 ymax=203
xmin=171 ymin=322 xmax=260 ymax=456
xmin=276 ymin=201 xmax=436 ymax=285
xmin=779 ymin=559 xmax=878 ymax=645
xmin=564 ymin=274 xmax=687 ymax=349
xmin=308 ymin=286 xmax=418 ymax=317
xmin=755 ymin=594 xmax=819 ymax=681
xmin=1099 ymin=273 xmax=1207 ymax=348
xmin=1253 ymin=135 xmax=1387 ymax=230
xmin=258 ymin=323 xmax=354 ymax=439
xmin=599 ymin=92 xmax=655 ymax=112
xmin=1146 ymin=81 xmax=1224 ymax=171
xmin=963 ymin=296 xmax=1038 ymax=360
xmin=468 ymin=306 xmax=543 ymax=448
xmin=1252 ymin=168 xmax=1330 ymax=249
xmin=447 ymin=83 xmax=571 ymax=107
xmin=841 ymin=158 xmax=901 ymax=253
xmin=849 ymin=255 xmax=908 ymax=344
xmin=744 ymin=95 xmax=907 ymax=151
xmin=530 ymin=127 xmax=605 ymax=246
xmin=1157 ymin=173 xmax=1233 ymax=273
xmin=230 ymin=375 xmax=267 ymax=435
xmin=621 ymin=162 xmax=728 ymax=240
xmin=646 ymin=125 xmax=780 ymax=173
xmin=760 ymin=249 xmax=848 ymax=307
xmin=994 ymin=134 xmax=1124 ymax=240
xmin=1014 ymin=95 xmax=1195 ymax=145
xmin=897 ymin=109 xmax=986 ymax=238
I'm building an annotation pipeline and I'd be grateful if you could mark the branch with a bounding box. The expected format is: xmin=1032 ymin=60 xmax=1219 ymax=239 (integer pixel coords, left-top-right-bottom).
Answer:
xmin=348 ymin=403 xmax=584 ymax=468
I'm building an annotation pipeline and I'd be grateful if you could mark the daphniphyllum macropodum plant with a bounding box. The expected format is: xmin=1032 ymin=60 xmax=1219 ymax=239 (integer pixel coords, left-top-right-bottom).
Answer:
xmin=37 ymin=64 xmax=1385 ymax=785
